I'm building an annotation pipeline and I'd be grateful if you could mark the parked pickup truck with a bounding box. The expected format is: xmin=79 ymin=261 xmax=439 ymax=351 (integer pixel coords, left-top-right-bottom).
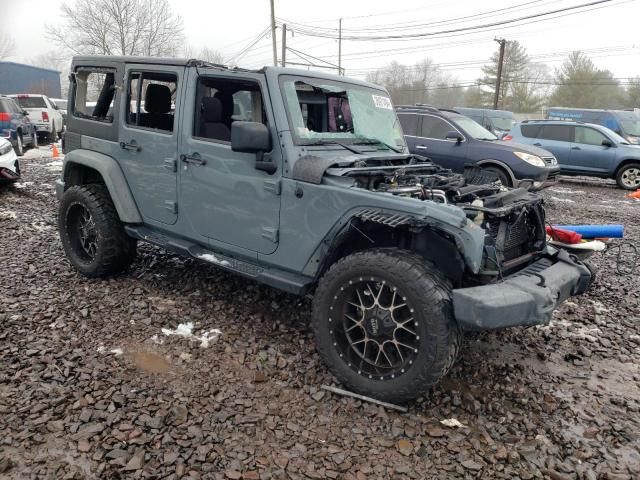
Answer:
xmin=9 ymin=94 xmax=63 ymax=143
xmin=56 ymin=56 xmax=594 ymax=402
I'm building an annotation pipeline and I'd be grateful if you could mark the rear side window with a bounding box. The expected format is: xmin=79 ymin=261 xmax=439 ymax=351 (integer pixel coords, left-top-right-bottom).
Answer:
xmin=520 ymin=124 xmax=543 ymax=138
xmin=420 ymin=115 xmax=451 ymax=139
xmin=541 ymin=124 xmax=573 ymax=142
xmin=14 ymin=96 xmax=47 ymax=109
xmin=398 ymin=114 xmax=419 ymax=136
xmin=0 ymin=99 xmax=14 ymax=112
xmin=72 ymin=69 xmax=116 ymax=123
xmin=126 ymin=72 xmax=177 ymax=132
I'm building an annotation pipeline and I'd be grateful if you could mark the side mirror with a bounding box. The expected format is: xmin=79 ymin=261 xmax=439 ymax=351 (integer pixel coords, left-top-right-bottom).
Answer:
xmin=445 ymin=130 xmax=463 ymax=143
xmin=231 ymin=121 xmax=275 ymax=174
xmin=22 ymin=110 xmax=29 ymax=116
xmin=53 ymin=104 xmax=59 ymax=110
xmin=601 ymin=139 xmax=614 ymax=148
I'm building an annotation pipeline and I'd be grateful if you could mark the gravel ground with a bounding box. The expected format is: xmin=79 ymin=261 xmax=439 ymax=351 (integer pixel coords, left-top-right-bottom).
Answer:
xmin=1 ymin=150 xmax=639 ymax=480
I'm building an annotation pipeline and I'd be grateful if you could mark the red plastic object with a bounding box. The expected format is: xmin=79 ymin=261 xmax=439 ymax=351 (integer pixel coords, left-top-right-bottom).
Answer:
xmin=546 ymin=226 xmax=582 ymax=244
xmin=502 ymin=134 xmax=513 ymax=141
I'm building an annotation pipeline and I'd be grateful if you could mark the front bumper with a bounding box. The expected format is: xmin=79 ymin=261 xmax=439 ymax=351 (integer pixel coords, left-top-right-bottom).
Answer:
xmin=452 ymin=248 xmax=592 ymax=330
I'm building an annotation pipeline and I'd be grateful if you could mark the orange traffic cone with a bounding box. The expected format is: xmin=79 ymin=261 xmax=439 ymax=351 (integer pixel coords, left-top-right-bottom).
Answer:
xmin=51 ymin=144 xmax=60 ymax=158
xmin=627 ymin=189 xmax=640 ymax=199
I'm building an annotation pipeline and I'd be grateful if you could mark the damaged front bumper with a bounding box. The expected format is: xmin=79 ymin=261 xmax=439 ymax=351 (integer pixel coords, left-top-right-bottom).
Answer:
xmin=452 ymin=248 xmax=592 ymax=330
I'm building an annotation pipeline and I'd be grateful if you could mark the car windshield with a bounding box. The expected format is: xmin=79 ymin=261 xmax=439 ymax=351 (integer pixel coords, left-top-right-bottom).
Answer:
xmin=599 ymin=126 xmax=631 ymax=144
xmin=280 ymin=75 xmax=406 ymax=152
xmin=54 ymin=99 xmax=68 ymax=110
xmin=452 ymin=116 xmax=498 ymax=140
xmin=14 ymin=96 xmax=47 ymax=108
xmin=620 ymin=119 xmax=640 ymax=136
xmin=491 ymin=116 xmax=515 ymax=131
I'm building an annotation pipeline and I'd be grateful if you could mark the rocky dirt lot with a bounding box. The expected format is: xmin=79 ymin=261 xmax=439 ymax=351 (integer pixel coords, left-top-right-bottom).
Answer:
xmin=1 ymin=150 xmax=639 ymax=480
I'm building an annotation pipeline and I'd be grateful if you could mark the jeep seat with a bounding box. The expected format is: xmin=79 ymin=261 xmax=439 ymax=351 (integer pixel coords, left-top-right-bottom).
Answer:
xmin=200 ymin=97 xmax=230 ymax=141
xmin=214 ymin=91 xmax=235 ymax=128
xmin=139 ymin=84 xmax=174 ymax=132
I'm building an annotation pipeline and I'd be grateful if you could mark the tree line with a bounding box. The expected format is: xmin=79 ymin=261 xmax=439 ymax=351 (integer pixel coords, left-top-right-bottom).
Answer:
xmin=366 ymin=41 xmax=640 ymax=112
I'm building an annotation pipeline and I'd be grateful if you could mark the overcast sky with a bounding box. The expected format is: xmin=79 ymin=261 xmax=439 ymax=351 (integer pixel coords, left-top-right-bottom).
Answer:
xmin=2 ymin=0 xmax=639 ymax=82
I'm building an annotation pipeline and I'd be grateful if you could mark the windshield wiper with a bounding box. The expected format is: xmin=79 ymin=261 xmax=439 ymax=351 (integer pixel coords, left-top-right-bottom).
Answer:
xmin=353 ymin=137 xmax=403 ymax=153
xmin=304 ymin=139 xmax=363 ymax=154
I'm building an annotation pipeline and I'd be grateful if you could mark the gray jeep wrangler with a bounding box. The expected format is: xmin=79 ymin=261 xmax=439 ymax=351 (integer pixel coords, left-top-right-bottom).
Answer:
xmin=56 ymin=56 xmax=593 ymax=402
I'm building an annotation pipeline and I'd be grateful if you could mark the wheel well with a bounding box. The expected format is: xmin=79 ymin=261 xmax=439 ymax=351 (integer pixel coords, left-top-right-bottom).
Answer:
xmin=478 ymin=161 xmax=514 ymax=185
xmin=64 ymin=163 xmax=106 ymax=188
xmin=318 ymin=220 xmax=466 ymax=287
xmin=614 ymin=159 xmax=640 ymax=177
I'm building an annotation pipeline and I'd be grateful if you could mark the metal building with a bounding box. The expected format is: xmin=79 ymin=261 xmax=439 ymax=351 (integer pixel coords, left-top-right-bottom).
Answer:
xmin=0 ymin=61 xmax=62 ymax=98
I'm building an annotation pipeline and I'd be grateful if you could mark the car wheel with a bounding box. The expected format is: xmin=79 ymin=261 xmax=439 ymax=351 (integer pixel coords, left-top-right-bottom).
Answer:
xmin=312 ymin=248 xmax=461 ymax=403
xmin=14 ymin=134 xmax=24 ymax=157
xmin=482 ymin=166 xmax=512 ymax=187
xmin=616 ymin=163 xmax=640 ymax=190
xmin=58 ymin=184 xmax=137 ymax=278
xmin=48 ymin=129 xmax=57 ymax=143
xmin=30 ymin=130 xmax=38 ymax=149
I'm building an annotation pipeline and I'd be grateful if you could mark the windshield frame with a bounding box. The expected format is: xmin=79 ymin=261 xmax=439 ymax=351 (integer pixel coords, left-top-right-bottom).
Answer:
xmin=278 ymin=74 xmax=407 ymax=152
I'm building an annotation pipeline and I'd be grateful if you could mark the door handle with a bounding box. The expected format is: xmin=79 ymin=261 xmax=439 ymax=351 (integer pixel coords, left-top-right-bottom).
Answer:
xmin=571 ymin=146 xmax=581 ymax=150
xmin=533 ymin=142 xmax=542 ymax=146
xmin=180 ymin=152 xmax=207 ymax=166
xmin=120 ymin=140 xmax=141 ymax=152
xmin=415 ymin=145 xmax=428 ymax=150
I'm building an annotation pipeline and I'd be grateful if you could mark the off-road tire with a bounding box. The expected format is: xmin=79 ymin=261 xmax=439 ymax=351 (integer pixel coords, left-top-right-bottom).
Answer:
xmin=14 ymin=134 xmax=24 ymax=157
xmin=483 ymin=165 xmax=512 ymax=187
xmin=58 ymin=184 xmax=137 ymax=278
xmin=615 ymin=162 xmax=640 ymax=190
xmin=312 ymin=248 xmax=462 ymax=403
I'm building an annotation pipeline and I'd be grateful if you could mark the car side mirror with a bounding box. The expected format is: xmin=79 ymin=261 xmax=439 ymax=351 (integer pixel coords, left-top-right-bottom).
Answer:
xmin=22 ymin=110 xmax=29 ymax=116
xmin=445 ymin=130 xmax=463 ymax=143
xmin=601 ymin=139 xmax=614 ymax=148
xmin=231 ymin=121 xmax=275 ymax=174
xmin=53 ymin=104 xmax=59 ymax=110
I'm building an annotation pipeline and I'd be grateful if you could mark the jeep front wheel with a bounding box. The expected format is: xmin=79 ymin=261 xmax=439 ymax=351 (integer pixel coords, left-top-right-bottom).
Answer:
xmin=312 ymin=248 xmax=461 ymax=403
xmin=58 ymin=185 xmax=137 ymax=277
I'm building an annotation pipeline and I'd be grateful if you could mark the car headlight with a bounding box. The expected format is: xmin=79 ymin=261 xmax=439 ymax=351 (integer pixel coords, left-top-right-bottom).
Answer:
xmin=513 ymin=151 xmax=545 ymax=167
xmin=0 ymin=142 xmax=12 ymax=155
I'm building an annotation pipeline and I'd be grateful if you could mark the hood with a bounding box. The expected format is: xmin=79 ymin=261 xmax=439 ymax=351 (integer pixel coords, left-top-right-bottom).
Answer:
xmin=491 ymin=140 xmax=554 ymax=158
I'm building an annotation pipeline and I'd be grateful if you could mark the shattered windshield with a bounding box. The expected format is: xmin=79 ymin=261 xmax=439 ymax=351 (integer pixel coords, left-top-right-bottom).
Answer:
xmin=280 ymin=75 xmax=407 ymax=152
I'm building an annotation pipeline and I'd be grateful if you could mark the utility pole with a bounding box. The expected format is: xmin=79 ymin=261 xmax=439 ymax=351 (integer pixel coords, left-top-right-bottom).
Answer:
xmin=281 ymin=23 xmax=287 ymax=67
xmin=493 ymin=38 xmax=506 ymax=110
xmin=270 ymin=0 xmax=278 ymax=66
xmin=338 ymin=18 xmax=343 ymax=75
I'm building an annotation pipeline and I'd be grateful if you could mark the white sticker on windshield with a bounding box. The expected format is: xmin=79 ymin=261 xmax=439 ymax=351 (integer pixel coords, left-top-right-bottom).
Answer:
xmin=372 ymin=95 xmax=393 ymax=110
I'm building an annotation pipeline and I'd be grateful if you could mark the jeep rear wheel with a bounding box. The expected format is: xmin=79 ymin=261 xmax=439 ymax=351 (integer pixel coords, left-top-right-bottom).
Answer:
xmin=312 ymin=248 xmax=461 ymax=403
xmin=59 ymin=185 xmax=137 ymax=277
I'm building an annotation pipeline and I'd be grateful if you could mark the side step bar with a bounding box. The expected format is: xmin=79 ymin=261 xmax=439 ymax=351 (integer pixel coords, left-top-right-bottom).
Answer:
xmin=125 ymin=225 xmax=311 ymax=295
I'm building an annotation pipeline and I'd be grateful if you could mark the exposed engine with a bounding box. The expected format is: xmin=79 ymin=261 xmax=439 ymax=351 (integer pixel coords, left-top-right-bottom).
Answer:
xmin=343 ymin=163 xmax=548 ymax=274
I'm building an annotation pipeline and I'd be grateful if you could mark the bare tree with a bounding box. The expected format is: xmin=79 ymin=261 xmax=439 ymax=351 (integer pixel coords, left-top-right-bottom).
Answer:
xmin=182 ymin=45 xmax=224 ymax=64
xmin=48 ymin=0 xmax=184 ymax=57
xmin=0 ymin=33 xmax=15 ymax=60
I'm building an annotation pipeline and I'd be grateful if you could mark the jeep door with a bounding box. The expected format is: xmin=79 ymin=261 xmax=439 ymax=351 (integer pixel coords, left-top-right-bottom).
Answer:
xmin=119 ymin=64 xmax=183 ymax=225
xmin=569 ymin=126 xmax=615 ymax=174
xmin=178 ymin=69 xmax=281 ymax=255
xmin=415 ymin=114 xmax=468 ymax=171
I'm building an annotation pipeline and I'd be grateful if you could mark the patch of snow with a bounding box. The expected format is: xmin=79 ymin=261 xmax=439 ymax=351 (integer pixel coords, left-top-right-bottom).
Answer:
xmin=550 ymin=196 xmax=575 ymax=204
xmin=150 ymin=334 xmax=164 ymax=345
xmin=179 ymin=352 xmax=192 ymax=362
xmin=44 ymin=160 xmax=63 ymax=171
xmin=110 ymin=348 xmax=123 ymax=356
xmin=549 ymin=187 xmax=584 ymax=195
xmin=13 ymin=181 xmax=34 ymax=189
xmin=198 ymin=329 xmax=222 ymax=348
xmin=441 ymin=418 xmax=465 ymax=428
xmin=96 ymin=345 xmax=106 ymax=353
xmin=159 ymin=322 xmax=222 ymax=348
xmin=197 ymin=253 xmax=231 ymax=267
xmin=161 ymin=322 xmax=194 ymax=337
xmin=0 ymin=209 xmax=17 ymax=220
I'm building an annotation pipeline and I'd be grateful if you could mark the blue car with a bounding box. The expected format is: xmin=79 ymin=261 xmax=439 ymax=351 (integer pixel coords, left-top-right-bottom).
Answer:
xmin=0 ymin=95 xmax=38 ymax=156
xmin=546 ymin=107 xmax=640 ymax=145
xmin=397 ymin=105 xmax=559 ymax=189
xmin=506 ymin=120 xmax=640 ymax=190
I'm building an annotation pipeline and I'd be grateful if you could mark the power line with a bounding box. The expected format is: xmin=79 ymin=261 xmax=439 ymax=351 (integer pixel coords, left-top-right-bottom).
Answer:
xmin=284 ymin=0 xmax=617 ymax=41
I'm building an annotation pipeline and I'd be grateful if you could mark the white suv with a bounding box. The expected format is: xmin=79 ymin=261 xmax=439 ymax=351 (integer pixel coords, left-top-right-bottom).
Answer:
xmin=8 ymin=94 xmax=64 ymax=143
